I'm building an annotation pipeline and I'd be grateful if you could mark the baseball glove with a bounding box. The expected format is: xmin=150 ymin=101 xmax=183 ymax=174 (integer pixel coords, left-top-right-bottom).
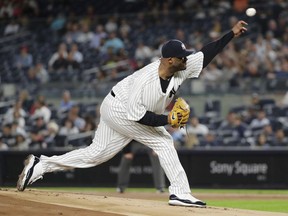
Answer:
xmin=168 ymin=97 xmax=190 ymax=128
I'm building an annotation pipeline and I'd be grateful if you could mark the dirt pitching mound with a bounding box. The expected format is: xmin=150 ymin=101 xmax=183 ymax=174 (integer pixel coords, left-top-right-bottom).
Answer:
xmin=0 ymin=188 xmax=287 ymax=216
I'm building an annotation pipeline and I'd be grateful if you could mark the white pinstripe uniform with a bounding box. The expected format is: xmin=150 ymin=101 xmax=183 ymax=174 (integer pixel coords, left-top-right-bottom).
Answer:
xmin=40 ymin=52 xmax=204 ymax=195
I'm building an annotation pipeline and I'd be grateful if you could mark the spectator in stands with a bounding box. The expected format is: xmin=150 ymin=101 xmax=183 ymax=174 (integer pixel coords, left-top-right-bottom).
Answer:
xmin=14 ymin=131 xmax=30 ymax=151
xmin=250 ymin=93 xmax=262 ymax=110
xmin=134 ymin=41 xmax=154 ymax=65
xmin=249 ymin=109 xmax=270 ymax=130
xmin=83 ymin=116 xmax=96 ymax=132
xmin=29 ymin=95 xmax=45 ymax=115
xmin=30 ymin=96 xmax=51 ymax=123
xmin=58 ymin=90 xmax=75 ymax=116
xmin=201 ymin=132 xmax=221 ymax=147
xmin=10 ymin=110 xmax=26 ymax=129
xmin=64 ymin=22 xmax=81 ymax=44
xmin=58 ymin=119 xmax=79 ymax=136
xmin=255 ymin=133 xmax=271 ymax=148
xmin=0 ymin=123 xmax=16 ymax=148
xmin=26 ymin=66 xmax=41 ymax=84
xmin=29 ymin=115 xmax=49 ymax=149
xmin=185 ymin=116 xmax=209 ymax=148
xmin=28 ymin=62 xmax=49 ymax=84
xmin=44 ymin=121 xmax=59 ymax=148
xmin=218 ymin=111 xmax=236 ymax=131
xmin=18 ymin=89 xmax=34 ymax=112
xmin=271 ymin=128 xmax=288 ymax=146
xmin=14 ymin=45 xmax=33 ymax=70
xmin=4 ymin=19 xmax=20 ymax=36
xmin=201 ymin=62 xmax=223 ymax=92
xmin=119 ymin=18 xmax=131 ymax=38
xmin=89 ymin=24 xmax=107 ymax=50
xmin=105 ymin=16 xmax=118 ymax=33
xmin=232 ymin=114 xmax=248 ymax=139
xmin=22 ymin=0 xmax=39 ymax=17
xmin=0 ymin=137 xmax=9 ymax=150
xmin=0 ymin=1 xmax=14 ymax=18
xmin=262 ymin=124 xmax=275 ymax=143
xmin=102 ymin=32 xmax=125 ymax=54
xmin=48 ymin=43 xmax=68 ymax=71
xmin=50 ymin=13 xmax=66 ymax=32
xmin=76 ymin=23 xmax=93 ymax=44
xmin=166 ymin=126 xmax=185 ymax=149
xmin=4 ymin=100 xmax=27 ymax=124
xmin=64 ymin=104 xmax=85 ymax=132
xmin=66 ymin=43 xmax=83 ymax=70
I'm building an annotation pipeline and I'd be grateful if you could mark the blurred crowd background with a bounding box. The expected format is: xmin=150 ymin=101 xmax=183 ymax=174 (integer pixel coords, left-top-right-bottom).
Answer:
xmin=0 ymin=0 xmax=288 ymax=151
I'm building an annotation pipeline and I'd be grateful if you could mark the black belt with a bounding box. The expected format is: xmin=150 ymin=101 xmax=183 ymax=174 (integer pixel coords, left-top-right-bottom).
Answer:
xmin=111 ymin=90 xmax=115 ymax=97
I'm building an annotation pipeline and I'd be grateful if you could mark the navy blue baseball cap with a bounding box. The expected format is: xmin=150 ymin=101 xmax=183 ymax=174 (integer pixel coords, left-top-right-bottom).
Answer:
xmin=161 ymin=39 xmax=193 ymax=58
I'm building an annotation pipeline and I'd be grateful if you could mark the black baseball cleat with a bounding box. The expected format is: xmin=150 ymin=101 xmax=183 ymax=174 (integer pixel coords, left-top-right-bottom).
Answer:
xmin=168 ymin=194 xmax=206 ymax=207
xmin=17 ymin=154 xmax=44 ymax=191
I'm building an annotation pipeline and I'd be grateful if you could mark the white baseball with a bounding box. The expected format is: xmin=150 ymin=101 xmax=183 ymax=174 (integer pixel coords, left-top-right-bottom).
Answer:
xmin=246 ymin=8 xmax=256 ymax=17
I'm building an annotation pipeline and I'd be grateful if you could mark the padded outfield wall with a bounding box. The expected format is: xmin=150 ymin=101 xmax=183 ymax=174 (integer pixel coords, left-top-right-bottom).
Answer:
xmin=1 ymin=149 xmax=288 ymax=188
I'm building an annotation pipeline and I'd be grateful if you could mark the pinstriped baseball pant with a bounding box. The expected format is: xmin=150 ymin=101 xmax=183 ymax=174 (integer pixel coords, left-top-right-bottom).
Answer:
xmin=41 ymin=93 xmax=191 ymax=195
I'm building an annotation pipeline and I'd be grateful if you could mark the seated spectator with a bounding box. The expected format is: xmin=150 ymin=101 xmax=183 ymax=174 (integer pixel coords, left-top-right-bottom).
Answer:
xmin=119 ymin=18 xmax=131 ymax=38
xmin=58 ymin=119 xmax=79 ymax=136
xmin=4 ymin=100 xmax=27 ymax=123
xmin=262 ymin=124 xmax=275 ymax=143
xmin=14 ymin=131 xmax=30 ymax=151
xmin=187 ymin=116 xmax=209 ymax=136
xmin=4 ymin=19 xmax=20 ymax=36
xmin=249 ymin=109 xmax=270 ymax=129
xmin=102 ymin=32 xmax=125 ymax=54
xmin=255 ymin=133 xmax=271 ymax=148
xmin=50 ymin=13 xmax=66 ymax=32
xmin=10 ymin=110 xmax=26 ymax=129
xmin=232 ymin=114 xmax=248 ymax=141
xmin=62 ymin=104 xmax=85 ymax=131
xmin=44 ymin=121 xmax=59 ymax=148
xmin=185 ymin=116 xmax=209 ymax=148
xmin=105 ymin=16 xmax=118 ymax=33
xmin=218 ymin=111 xmax=236 ymax=131
xmin=29 ymin=115 xmax=49 ymax=149
xmin=30 ymin=96 xmax=51 ymax=123
xmin=18 ymin=89 xmax=34 ymax=112
xmin=66 ymin=43 xmax=83 ymax=70
xmin=1 ymin=123 xmax=16 ymax=148
xmin=28 ymin=62 xmax=49 ymax=84
xmin=48 ymin=43 xmax=68 ymax=71
xmin=76 ymin=23 xmax=93 ymax=44
xmin=0 ymin=137 xmax=9 ymax=150
xmin=26 ymin=67 xmax=41 ymax=84
xmin=89 ymin=24 xmax=107 ymax=50
xmin=271 ymin=128 xmax=288 ymax=146
xmin=58 ymin=90 xmax=75 ymax=116
xmin=14 ymin=45 xmax=33 ymax=70
xmin=166 ymin=126 xmax=185 ymax=149
xmin=134 ymin=41 xmax=154 ymax=66
xmin=83 ymin=116 xmax=96 ymax=132
xmin=200 ymin=132 xmax=221 ymax=147
xmin=63 ymin=22 xmax=81 ymax=44
xmin=201 ymin=62 xmax=223 ymax=91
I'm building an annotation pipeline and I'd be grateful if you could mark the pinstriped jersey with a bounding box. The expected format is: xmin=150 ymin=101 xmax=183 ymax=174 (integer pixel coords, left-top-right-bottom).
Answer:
xmin=112 ymin=51 xmax=204 ymax=121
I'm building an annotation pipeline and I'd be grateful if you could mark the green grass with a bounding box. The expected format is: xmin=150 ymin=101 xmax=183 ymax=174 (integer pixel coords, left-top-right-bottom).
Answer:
xmin=5 ymin=187 xmax=288 ymax=213
xmin=207 ymin=200 xmax=288 ymax=213
xmin=191 ymin=188 xmax=288 ymax=195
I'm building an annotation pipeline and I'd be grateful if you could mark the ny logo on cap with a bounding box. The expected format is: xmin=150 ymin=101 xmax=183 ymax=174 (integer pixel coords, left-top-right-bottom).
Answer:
xmin=181 ymin=43 xmax=186 ymax=50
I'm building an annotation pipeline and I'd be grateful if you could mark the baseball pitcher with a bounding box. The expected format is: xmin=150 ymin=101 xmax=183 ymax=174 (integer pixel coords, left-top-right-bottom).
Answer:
xmin=17 ymin=20 xmax=247 ymax=207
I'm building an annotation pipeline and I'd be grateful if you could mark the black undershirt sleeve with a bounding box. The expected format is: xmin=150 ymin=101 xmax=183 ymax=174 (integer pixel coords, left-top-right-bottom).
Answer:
xmin=200 ymin=30 xmax=234 ymax=68
xmin=137 ymin=111 xmax=168 ymax=127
